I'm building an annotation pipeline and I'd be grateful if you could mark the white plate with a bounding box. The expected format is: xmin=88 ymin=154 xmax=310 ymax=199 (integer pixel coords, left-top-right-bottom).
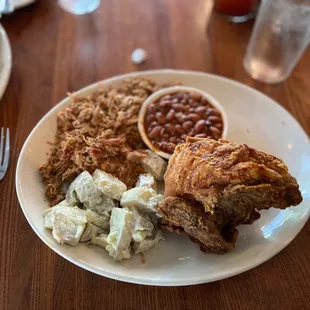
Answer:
xmin=16 ymin=70 xmax=310 ymax=286
xmin=14 ymin=0 xmax=35 ymax=9
xmin=0 ymin=25 xmax=11 ymax=101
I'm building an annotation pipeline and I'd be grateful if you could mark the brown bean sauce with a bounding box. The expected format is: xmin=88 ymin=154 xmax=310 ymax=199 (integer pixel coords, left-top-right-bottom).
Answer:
xmin=144 ymin=91 xmax=224 ymax=154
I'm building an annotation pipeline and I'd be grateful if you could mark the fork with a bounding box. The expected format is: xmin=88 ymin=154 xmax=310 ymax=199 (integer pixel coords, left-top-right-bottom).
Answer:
xmin=0 ymin=127 xmax=9 ymax=180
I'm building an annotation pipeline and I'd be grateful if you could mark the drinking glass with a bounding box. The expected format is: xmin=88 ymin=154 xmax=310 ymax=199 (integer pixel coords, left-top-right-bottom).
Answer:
xmin=58 ymin=0 xmax=100 ymax=15
xmin=214 ymin=0 xmax=260 ymax=23
xmin=244 ymin=0 xmax=310 ymax=84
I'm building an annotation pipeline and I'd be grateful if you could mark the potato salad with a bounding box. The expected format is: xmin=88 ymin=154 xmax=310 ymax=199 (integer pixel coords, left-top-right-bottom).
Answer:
xmin=43 ymin=169 xmax=165 ymax=262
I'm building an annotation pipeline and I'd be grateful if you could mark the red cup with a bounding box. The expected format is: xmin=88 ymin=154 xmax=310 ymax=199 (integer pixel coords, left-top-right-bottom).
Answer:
xmin=215 ymin=0 xmax=260 ymax=22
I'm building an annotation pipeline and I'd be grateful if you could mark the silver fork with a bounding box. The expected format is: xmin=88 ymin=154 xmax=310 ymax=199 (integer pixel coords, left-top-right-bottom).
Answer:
xmin=0 ymin=127 xmax=10 ymax=180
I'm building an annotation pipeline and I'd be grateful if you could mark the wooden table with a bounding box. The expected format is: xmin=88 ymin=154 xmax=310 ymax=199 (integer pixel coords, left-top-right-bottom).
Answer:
xmin=1 ymin=1 xmax=309 ymax=309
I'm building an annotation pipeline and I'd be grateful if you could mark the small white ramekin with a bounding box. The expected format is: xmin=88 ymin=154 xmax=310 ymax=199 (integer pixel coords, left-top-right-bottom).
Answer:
xmin=138 ymin=86 xmax=228 ymax=159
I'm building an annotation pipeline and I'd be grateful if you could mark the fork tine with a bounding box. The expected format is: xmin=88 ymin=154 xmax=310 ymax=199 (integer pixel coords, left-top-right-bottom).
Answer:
xmin=0 ymin=127 xmax=4 ymax=165
xmin=2 ymin=128 xmax=9 ymax=169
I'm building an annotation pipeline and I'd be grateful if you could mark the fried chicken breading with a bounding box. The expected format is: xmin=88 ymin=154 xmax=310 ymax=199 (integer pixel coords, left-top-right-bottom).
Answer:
xmin=158 ymin=137 xmax=303 ymax=253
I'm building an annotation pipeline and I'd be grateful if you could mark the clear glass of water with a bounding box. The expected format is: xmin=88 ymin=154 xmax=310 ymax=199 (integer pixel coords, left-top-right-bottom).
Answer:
xmin=244 ymin=0 xmax=310 ymax=84
xmin=58 ymin=0 xmax=100 ymax=15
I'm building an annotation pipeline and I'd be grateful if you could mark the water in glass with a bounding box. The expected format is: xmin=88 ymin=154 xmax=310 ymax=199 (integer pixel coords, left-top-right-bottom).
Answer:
xmin=244 ymin=0 xmax=310 ymax=83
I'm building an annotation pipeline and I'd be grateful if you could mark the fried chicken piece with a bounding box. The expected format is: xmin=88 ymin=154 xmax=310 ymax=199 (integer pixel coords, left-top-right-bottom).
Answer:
xmin=158 ymin=137 xmax=302 ymax=253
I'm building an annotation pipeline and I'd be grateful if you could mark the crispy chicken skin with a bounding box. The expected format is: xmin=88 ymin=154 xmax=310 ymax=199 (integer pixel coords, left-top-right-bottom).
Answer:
xmin=158 ymin=138 xmax=303 ymax=253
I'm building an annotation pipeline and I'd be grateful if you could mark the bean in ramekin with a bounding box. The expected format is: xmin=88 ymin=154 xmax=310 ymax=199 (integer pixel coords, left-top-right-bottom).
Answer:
xmin=143 ymin=91 xmax=224 ymax=155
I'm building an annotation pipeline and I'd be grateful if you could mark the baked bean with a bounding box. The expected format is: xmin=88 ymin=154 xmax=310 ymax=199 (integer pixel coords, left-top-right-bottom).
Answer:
xmin=144 ymin=90 xmax=224 ymax=153
xmin=169 ymin=136 xmax=177 ymax=144
xmin=208 ymin=115 xmax=222 ymax=124
xmin=157 ymin=142 xmax=166 ymax=150
xmin=201 ymin=97 xmax=209 ymax=105
xmin=161 ymin=142 xmax=171 ymax=152
xmin=204 ymin=127 xmax=211 ymax=136
xmin=194 ymin=101 xmax=201 ymax=107
xmin=172 ymin=103 xmax=184 ymax=111
xmin=149 ymin=121 xmax=157 ymax=128
xmin=175 ymin=92 xmax=184 ymax=99
xmin=182 ymin=120 xmax=193 ymax=131
xmin=156 ymin=112 xmax=166 ymax=124
xmin=190 ymin=92 xmax=201 ymax=101
xmin=195 ymin=106 xmax=207 ymax=114
xmin=168 ymin=142 xmax=176 ymax=154
xmin=159 ymin=100 xmax=170 ymax=108
xmin=162 ymin=95 xmax=171 ymax=100
xmin=209 ymin=126 xmax=221 ymax=139
xmin=147 ymin=103 xmax=156 ymax=114
xmin=205 ymin=119 xmax=212 ymax=126
xmin=175 ymin=113 xmax=186 ymax=123
xmin=166 ymin=124 xmax=176 ymax=134
xmin=207 ymin=108 xmax=221 ymax=117
xmin=186 ymin=113 xmax=200 ymax=122
xmin=189 ymin=128 xmax=196 ymax=135
xmin=183 ymin=105 xmax=190 ymax=112
xmin=183 ymin=94 xmax=189 ymax=99
xmin=175 ymin=124 xmax=184 ymax=134
xmin=166 ymin=109 xmax=175 ymax=121
xmin=145 ymin=114 xmax=155 ymax=124
xmin=195 ymin=133 xmax=207 ymax=138
xmin=166 ymin=142 xmax=176 ymax=153
xmin=214 ymin=123 xmax=223 ymax=130
xmin=148 ymin=126 xmax=161 ymax=139
xmin=194 ymin=119 xmax=206 ymax=133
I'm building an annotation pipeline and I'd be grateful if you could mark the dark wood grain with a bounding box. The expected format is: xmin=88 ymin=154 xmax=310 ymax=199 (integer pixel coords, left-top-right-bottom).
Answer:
xmin=0 ymin=1 xmax=309 ymax=309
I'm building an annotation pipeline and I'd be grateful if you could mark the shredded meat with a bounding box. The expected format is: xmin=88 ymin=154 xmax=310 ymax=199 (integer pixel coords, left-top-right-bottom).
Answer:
xmin=40 ymin=78 xmax=176 ymax=205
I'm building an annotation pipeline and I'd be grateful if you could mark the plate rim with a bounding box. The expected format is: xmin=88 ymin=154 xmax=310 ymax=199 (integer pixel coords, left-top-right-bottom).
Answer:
xmin=0 ymin=24 xmax=12 ymax=101
xmin=15 ymin=69 xmax=310 ymax=286
xmin=14 ymin=0 xmax=36 ymax=9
